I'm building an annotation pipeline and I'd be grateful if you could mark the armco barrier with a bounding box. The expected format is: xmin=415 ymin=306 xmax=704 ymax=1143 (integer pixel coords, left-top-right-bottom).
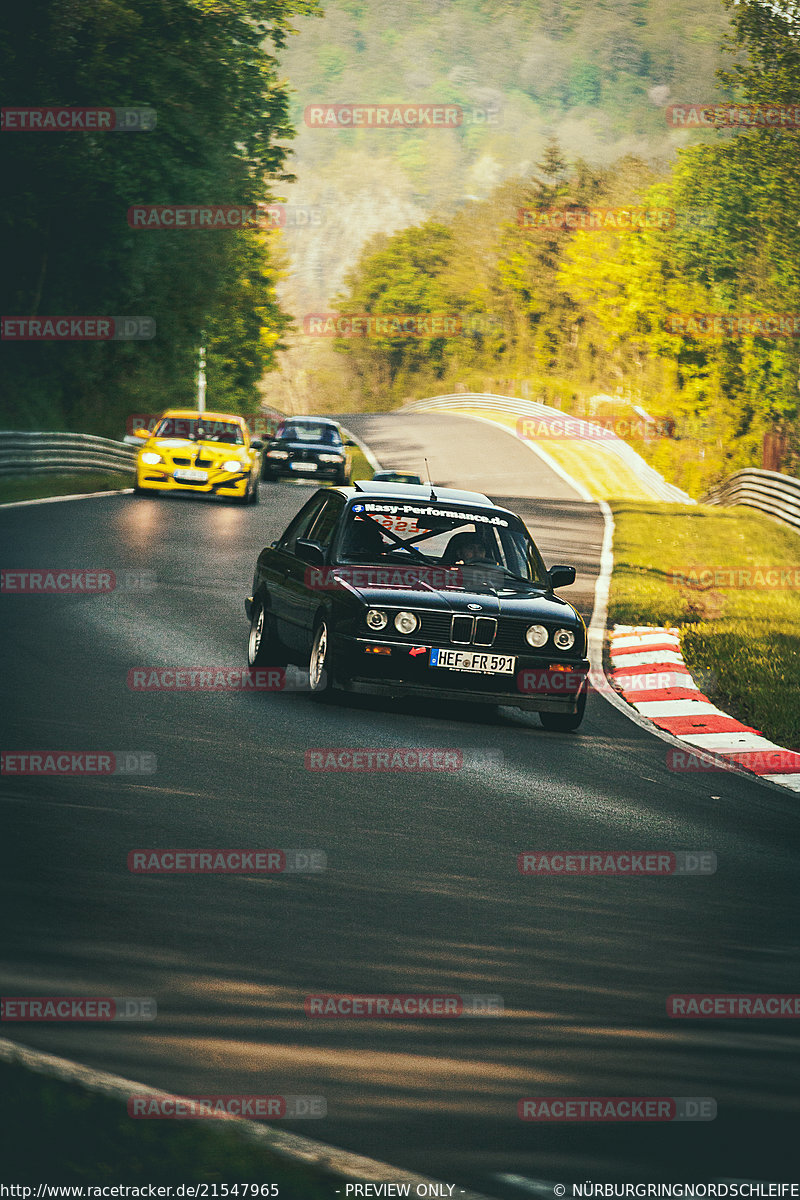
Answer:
xmin=0 ymin=431 xmax=137 ymax=477
xmin=703 ymin=467 xmax=800 ymax=532
xmin=403 ymin=393 xmax=692 ymax=504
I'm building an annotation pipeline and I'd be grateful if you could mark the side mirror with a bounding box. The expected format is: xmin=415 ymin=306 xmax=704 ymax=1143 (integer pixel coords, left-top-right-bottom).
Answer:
xmin=251 ymin=439 xmax=264 ymax=450
xmin=548 ymin=564 xmax=576 ymax=590
xmin=133 ymin=426 xmax=151 ymax=439
xmin=295 ymin=538 xmax=325 ymax=567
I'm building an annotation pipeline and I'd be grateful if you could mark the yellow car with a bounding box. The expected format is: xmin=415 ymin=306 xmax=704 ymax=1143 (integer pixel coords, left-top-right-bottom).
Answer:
xmin=133 ymin=409 xmax=263 ymax=503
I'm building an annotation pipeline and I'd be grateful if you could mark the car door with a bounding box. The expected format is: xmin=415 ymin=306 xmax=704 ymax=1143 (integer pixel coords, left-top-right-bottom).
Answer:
xmin=280 ymin=491 xmax=346 ymax=656
xmin=263 ymin=493 xmax=327 ymax=653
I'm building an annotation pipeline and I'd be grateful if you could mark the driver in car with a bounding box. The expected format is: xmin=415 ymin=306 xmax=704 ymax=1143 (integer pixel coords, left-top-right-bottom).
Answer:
xmin=443 ymin=532 xmax=493 ymax=565
xmin=342 ymin=518 xmax=388 ymax=560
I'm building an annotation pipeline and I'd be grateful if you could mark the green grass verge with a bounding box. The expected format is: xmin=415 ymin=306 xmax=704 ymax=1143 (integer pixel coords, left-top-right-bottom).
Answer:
xmin=348 ymin=446 xmax=374 ymax=482
xmin=609 ymin=502 xmax=800 ymax=749
xmin=0 ymin=471 xmax=133 ymax=505
xmin=0 ymin=1062 xmax=331 ymax=1193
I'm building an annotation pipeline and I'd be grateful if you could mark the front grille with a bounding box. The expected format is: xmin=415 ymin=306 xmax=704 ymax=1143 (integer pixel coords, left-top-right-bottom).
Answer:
xmin=196 ymin=456 xmax=213 ymax=468
xmin=474 ymin=616 xmax=497 ymax=646
xmin=415 ymin=612 xmax=579 ymax=655
xmin=451 ymin=615 xmax=473 ymax=644
xmin=172 ymin=457 xmax=190 ymax=466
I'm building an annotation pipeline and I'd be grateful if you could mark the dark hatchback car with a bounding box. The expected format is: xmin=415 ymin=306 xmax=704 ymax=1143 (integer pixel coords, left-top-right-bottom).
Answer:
xmin=245 ymin=482 xmax=589 ymax=730
xmin=261 ymin=416 xmax=353 ymax=484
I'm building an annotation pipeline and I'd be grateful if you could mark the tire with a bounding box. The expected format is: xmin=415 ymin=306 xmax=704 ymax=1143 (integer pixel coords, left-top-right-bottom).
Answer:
xmin=539 ymin=687 xmax=586 ymax=732
xmin=232 ymin=471 xmax=257 ymax=505
xmin=247 ymin=597 xmax=286 ymax=669
xmin=308 ymin=618 xmax=336 ymax=700
xmin=335 ymin=467 xmax=350 ymax=486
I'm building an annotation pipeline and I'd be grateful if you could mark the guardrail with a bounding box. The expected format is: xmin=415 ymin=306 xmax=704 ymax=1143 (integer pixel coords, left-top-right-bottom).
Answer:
xmin=703 ymin=467 xmax=800 ymax=532
xmin=403 ymin=392 xmax=693 ymax=504
xmin=0 ymin=431 xmax=137 ymax=477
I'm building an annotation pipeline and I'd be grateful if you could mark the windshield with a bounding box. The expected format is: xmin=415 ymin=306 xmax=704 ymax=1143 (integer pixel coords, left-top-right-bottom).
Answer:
xmin=277 ymin=421 xmax=340 ymax=445
xmin=153 ymin=417 xmax=244 ymax=445
xmin=336 ymin=500 xmax=547 ymax=585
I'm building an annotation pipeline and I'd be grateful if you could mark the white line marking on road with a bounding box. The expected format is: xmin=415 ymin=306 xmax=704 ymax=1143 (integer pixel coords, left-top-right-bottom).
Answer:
xmin=0 ymin=488 xmax=132 ymax=509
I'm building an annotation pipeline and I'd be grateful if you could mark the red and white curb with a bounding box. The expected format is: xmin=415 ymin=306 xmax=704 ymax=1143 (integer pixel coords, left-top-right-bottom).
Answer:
xmin=609 ymin=625 xmax=800 ymax=792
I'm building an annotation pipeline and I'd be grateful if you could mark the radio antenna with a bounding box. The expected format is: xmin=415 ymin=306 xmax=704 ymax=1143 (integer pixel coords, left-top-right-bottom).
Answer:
xmin=424 ymin=458 xmax=438 ymax=501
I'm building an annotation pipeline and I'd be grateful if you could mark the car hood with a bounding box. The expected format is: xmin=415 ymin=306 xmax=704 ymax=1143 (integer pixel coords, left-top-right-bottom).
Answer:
xmin=327 ymin=568 xmax=579 ymax=622
xmin=143 ymin=438 xmax=247 ymax=455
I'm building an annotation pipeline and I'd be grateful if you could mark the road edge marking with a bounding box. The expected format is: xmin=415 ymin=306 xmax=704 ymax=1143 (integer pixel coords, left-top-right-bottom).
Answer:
xmin=0 ymin=488 xmax=133 ymax=509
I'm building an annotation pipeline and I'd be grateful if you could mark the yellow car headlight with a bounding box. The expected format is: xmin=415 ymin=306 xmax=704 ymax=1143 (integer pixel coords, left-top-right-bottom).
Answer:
xmin=222 ymin=459 xmax=243 ymax=472
xmin=141 ymin=452 xmax=162 ymax=466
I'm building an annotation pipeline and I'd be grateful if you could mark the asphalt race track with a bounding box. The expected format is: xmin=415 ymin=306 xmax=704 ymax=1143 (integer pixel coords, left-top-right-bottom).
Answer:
xmin=2 ymin=413 xmax=799 ymax=1194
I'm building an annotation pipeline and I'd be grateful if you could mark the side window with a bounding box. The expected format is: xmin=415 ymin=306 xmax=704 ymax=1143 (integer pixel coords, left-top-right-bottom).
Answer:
xmin=307 ymin=493 xmax=346 ymax=549
xmin=277 ymin=495 xmax=327 ymax=553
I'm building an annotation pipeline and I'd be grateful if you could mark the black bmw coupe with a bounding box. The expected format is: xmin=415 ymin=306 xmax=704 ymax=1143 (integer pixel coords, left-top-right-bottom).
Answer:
xmin=245 ymin=481 xmax=589 ymax=730
xmin=261 ymin=416 xmax=353 ymax=484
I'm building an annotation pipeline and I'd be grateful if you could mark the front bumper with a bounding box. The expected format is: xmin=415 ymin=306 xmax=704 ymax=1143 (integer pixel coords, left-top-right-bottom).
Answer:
xmin=136 ymin=468 xmax=249 ymax=496
xmin=263 ymin=462 xmax=343 ymax=480
xmin=333 ymin=634 xmax=589 ymax=713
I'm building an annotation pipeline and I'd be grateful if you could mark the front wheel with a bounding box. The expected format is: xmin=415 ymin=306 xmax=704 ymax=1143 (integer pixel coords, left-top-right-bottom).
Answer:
xmin=247 ymin=598 xmax=286 ymax=668
xmin=309 ymin=619 xmax=336 ymax=700
xmin=539 ymin=688 xmax=586 ymax=732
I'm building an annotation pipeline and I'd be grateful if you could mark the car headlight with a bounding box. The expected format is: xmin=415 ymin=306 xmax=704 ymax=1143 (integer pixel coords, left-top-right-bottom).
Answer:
xmin=525 ymin=624 xmax=549 ymax=648
xmin=318 ymin=453 xmax=344 ymax=463
xmin=267 ymin=449 xmax=289 ymax=458
xmin=394 ymin=611 xmax=419 ymax=634
xmin=554 ymin=628 xmax=575 ymax=650
xmin=140 ymin=452 xmax=162 ymax=466
xmin=222 ymin=459 xmax=243 ymax=472
xmin=366 ymin=609 xmax=388 ymax=631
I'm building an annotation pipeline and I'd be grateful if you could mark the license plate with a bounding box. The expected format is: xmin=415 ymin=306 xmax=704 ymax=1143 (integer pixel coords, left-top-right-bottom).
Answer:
xmin=429 ymin=648 xmax=515 ymax=674
xmin=290 ymin=462 xmax=317 ymax=472
xmin=173 ymin=469 xmax=208 ymax=482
